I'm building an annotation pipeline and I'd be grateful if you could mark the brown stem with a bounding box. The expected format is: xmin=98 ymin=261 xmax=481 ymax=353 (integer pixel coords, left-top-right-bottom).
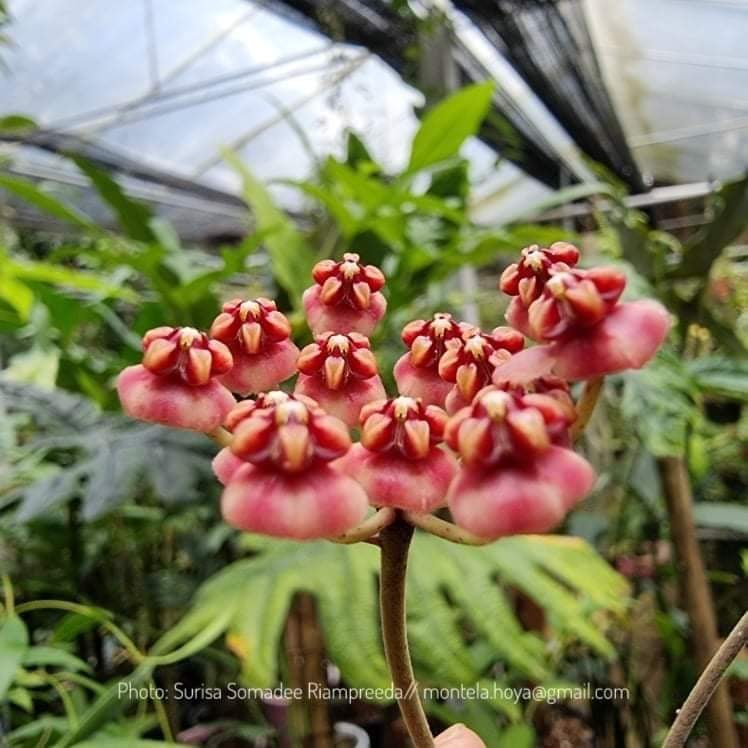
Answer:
xmin=570 ymin=376 xmax=604 ymax=440
xmin=328 ymin=507 xmax=396 ymax=545
xmin=664 ymin=610 xmax=748 ymax=747
xmin=379 ymin=516 xmax=434 ymax=747
xmin=404 ymin=512 xmax=490 ymax=546
xmin=659 ymin=457 xmax=738 ymax=748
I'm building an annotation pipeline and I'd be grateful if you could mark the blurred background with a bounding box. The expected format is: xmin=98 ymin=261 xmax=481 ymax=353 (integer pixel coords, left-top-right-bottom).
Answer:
xmin=0 ymin=1 xmax=747 ymax=746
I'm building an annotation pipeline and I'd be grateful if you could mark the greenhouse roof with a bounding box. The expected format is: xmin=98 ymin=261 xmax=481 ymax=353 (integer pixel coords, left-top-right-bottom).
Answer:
xmin=1 ymin=0 xmax=747 ymax=239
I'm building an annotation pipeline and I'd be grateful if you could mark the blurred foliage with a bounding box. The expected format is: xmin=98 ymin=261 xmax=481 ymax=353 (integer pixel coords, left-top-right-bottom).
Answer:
xmin=0 ymin=80 xmax=746 ymax=745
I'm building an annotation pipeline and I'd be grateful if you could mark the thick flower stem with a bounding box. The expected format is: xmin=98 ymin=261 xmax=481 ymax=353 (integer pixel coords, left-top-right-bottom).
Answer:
xmin=404 ymin=511 xmax=490 ymax=546
xmin=664 ymin=610 xmax=747 ymax=747
xmin=570 ymin=376 xmax=604 ymax=440
xmin=328 ymin=507 xmax=396 ymax=544
xmin=379 ymin=516 xmax=434 ymax=747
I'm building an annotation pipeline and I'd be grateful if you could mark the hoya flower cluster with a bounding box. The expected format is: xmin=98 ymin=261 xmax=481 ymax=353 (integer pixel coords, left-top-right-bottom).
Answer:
xmin=118 ymin=245 xmax=669 ymax=541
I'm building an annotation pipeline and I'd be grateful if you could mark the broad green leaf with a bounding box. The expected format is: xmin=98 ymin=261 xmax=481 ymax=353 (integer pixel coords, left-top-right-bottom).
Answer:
xmin=166 ymin=530 xmax=626 ymax=702
xmin=693 ymin=503 xmax=748 ymax=535
xmin=3 ymin=346 xmax=60 ymax=389
xmin=687 ymin=356 xmax=748 ymax=402
xmin=0 ymin=174 xmax=98 ymax=230
xmin=408 ymin=82 xmax=494 ymax=172
xmin=671 ymin=175 xmax=748 ymax=278
xmin=0 ymin=274 xmax=33 ymax=319
xmin=0 ymin=614 xmax=29 ymax=699
xmin=621 ymin=350 xmax=700 ymax=457
xmin=0 ymin=114 xmax=36 ymax=133
xmin=1 ymin=381 xmax=214 ymax=520
xmin=71 ymin=156 xmax=156 ymax=243
xmin=224 ymin=149 xmax=315 ymax=306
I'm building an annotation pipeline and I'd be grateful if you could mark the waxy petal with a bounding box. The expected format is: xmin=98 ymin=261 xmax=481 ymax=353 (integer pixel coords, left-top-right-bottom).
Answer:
xmin=338 ymin=444 xmax=457 ymax=512
xmin=221 ymin=464 xmax=368 ymax=539
xmin=117 ymin=365 xmax=235 ymax=433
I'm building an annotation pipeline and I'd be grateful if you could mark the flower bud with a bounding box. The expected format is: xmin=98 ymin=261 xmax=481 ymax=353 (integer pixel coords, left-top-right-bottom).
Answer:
xmin=302 ymin=252 xmax=387 ymax=335
xmin=336 ymin=396 xmax=458 ymax=512
xmin=210 ymin=298 xmax=299 ymax=395
xmin=117 ymin=327 xmax=236 ymax=432
xmin=295 ymin=332 xmax=386 ymax=426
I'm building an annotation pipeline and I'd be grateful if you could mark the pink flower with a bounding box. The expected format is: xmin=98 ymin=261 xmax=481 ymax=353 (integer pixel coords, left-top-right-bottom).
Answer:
xmin=294 ymin=331 xmax=386 ymax=426
xmin=498 ymin=243 xmax=669 ymax=381
xmin=117 ymin=326 xmax=235 ymax=432
xmin=336 ymin=396 xmax=457 ymax=512
xmin=210 ymin=297 xmax=299 ymax=395
xmin=220 ymin=391 xmax=368 ymax=539
xmin=438 ymin=326 xmax=524 ymax=413
xmin=302 ymin=252 xmax=387 ymax=336
xmin=393 ymin=313 xmax=472 ymax=407
xmin=444 ymin=386 xmax=594 ymax=539
xmin=500 ymin=241 xmax=580 ymax=304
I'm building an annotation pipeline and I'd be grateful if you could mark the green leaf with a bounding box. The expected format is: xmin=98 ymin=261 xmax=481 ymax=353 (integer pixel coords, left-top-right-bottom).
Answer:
xmin=71 ymin=156 xmax=156 ymax=242
xmin=73 ymin=741 xmax=190 ymax=748
xmin=22 ymin=645 xmax=92 ymax=673
xmin=167 ymin=530 xmax=626 ymax=700
xmin=687 ymin=357 xmax=748 ymax=402
xmin=4 ymin=256 xmax=139 ymax=302
xmin=621 ymin=350 xmax=700 ymax=457
xmin=671 ymin=175 xmax=748 ymax=278
xmin=693 ymin=503 xmax=748 ymax=535
xmin=408 ymin=82 xmax=495 ymax=172
xmin=0 ymin=114 xmax=37 ymax=133
xmin=3 ymin=346 xmax=60 ymax=389
xmin=7 ymin=686 xmax=33 ymax=711
xmin=0 ymin=174 xmax=98 ymax=230
xmin=0 ymin=614 xmax=29 ymax=699
xmin=497 ymin=723 xmax=536 ymax=748
xmin=0 ymin=274 xmax=34 ymax=319
xmin=224 ymin=149 xmax=315 ymax=306
xmin=1 ymin=381 xmax=214 ymax=520
xmin=51 ymin=664 xmax=154 ymax=748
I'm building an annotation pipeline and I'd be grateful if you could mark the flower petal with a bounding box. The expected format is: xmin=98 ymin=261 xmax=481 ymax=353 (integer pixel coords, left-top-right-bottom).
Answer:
xmin=221 ymin=463 xmax=368 ymax=539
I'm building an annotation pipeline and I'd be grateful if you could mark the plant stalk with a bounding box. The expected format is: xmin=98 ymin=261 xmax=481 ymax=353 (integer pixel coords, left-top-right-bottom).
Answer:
xmin=571 ymin=376 xmax=604 ymax=440
xmin=659 ymin=456 xmax=738 ymax=748
xmin=379 ymin=516 xmax=434 ymax=747
xmin=664 ymin=610 xmax=747 ymax=747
